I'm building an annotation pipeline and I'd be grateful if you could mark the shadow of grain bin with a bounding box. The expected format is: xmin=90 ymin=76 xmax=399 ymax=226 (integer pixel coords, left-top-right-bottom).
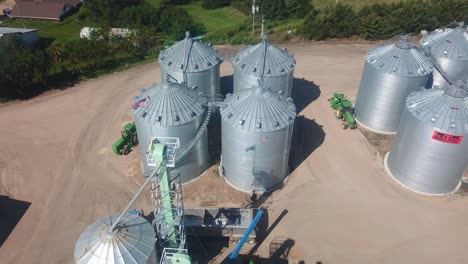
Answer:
xmin=289 ymin=116 xmax=325 ymax=173
xmin=220 ymin=75 xmax=234 ymax=96
xmin=291 ymin=78 xmax=321 ymax=113
xmin=0 ymin=195 xmax=31 ymax=247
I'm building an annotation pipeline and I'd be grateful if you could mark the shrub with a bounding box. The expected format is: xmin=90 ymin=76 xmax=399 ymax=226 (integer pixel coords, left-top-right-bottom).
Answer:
xmin=301 ymin=14 xmax=330 ymax=40
xmin=202 ymin=0 xmax=231 ymax=10
xmin=286 ymin=0 xmax=313 ymax=19
xmin=231 ymin=1 xmax=250 ymax=15
xmin=0 ymin=36 xmax=50 ymax=98
xmin=159 ymin=5 xmax=205 ymax=39
xmin=259 ymin=0 xmax=287 ymax=20
xmin=301 ymin=3 xmax=358 ymax=40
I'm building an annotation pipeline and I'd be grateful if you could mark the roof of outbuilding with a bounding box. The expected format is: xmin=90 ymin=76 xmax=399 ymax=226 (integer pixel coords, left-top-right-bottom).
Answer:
xmin=0 ymin=27 xmax=37 ymax=34
xmin=10 ymin=0 xmax=82 ymax=20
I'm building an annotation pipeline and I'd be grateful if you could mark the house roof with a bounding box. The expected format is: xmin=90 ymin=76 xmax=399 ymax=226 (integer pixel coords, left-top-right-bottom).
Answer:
xmin=0 ymin=27 xmax=37 ymax=34
xmin=10 ymin=0 xmax=82 ymax=20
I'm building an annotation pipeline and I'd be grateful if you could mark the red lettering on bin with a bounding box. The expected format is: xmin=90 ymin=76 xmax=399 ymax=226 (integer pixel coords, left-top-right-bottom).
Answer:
xmin=432 ymin=131 xmax=463 ymax=144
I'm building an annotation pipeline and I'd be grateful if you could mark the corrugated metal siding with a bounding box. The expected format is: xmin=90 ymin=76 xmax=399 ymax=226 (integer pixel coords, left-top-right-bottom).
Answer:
xmin=355 ymin=38 xmax=432 ymax=133
xmin=132 ymin=82 xmax=209 ymax=182
xmin=387 ymin=84 xmax=468 ymax=195
xmin=220 ymin=88 xmax=296 ymax=192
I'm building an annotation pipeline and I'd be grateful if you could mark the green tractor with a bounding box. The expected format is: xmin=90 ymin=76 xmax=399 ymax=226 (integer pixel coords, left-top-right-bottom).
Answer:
xmin=112 ymin=123 xmax=138 ymax=155
xmin=329 ymin=93 xmax=357 ymax=129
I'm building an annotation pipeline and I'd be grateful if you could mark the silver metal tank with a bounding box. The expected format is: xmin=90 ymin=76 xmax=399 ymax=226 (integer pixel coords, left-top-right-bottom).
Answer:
xmin=159 ymin=31 xmax=222 ymax=100
xmin=132 ymin=82 xmax=209 ymax=183
xmin=354 ymin=37 xmax=433 ymax=134
xmin=220 ymin=87 xmax=296 ymax=193
xmin=232 ymin=36 xmax=296 ymax=97
xmin=420 ymin=23 xmax=468 ymax=87
xmin=386 ymin=82 xmax=468 ymax=195
xmin=74 ymin=213 xmax=157 ymax=264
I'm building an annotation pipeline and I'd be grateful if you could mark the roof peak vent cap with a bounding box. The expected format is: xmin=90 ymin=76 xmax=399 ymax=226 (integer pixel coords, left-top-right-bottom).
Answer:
xmin=444 ymin=81 xmax=468 ymax=98
xmin=395 ymin=35 xmax=415 ymax=50
xmin=253 ymin=87 xmax=266 ymax=95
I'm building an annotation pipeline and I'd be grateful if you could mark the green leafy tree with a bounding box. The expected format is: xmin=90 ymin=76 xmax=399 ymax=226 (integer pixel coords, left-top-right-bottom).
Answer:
xmin=300 ymin=3 xmax=358 ymax=40
xmin=259 ymin=0 xmax=287 ymax=20
xmin=301 ymin=13 xmax=329 ymax=40
xmin=323 ymin=3 xmax=359 ymax=38
xmin=286 ymin=0 xmax=312 ymax=19
xmin=0 ymin=36 xmax=49 ymax=98
xmin=159 ymin=5 xmax=205 ymax=39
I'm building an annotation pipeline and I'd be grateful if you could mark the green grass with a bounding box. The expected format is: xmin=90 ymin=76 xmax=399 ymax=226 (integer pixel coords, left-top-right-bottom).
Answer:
xmin=181 ymin=2 xmax=247 ymax=32
xmin=1 ymin=12 xmax=97 ymax=43
xmin=146 ymin=0 xmax=161 ymax=7
xmin=1 ymin=11 xmax=101 ymax=43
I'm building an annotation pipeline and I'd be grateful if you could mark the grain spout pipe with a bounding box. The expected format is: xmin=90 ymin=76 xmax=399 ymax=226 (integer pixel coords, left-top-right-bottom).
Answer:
xmin=108 ymin=163 xmax=162 ymax=233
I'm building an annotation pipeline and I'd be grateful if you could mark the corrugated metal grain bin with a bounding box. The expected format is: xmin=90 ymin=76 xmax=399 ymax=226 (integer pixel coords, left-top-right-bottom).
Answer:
xmin=132 ymin=82 xmax=209 ymax=183
xmin=421 ymin=23 xmax=468 ymax=87
xmin=74 ymin=213 xmax=157 ymax=264
xmin=220 ymin=87 xmax=296 ymax=193
xmin=159 ymin=32 xmax=222 ymax=100
xmin=354 ymin=37 xmax=433 ymax=134
xmin=386 ymin=82 xmax=468 ymax=195
xmin=232 ymin=37 xmax=296 ymax=97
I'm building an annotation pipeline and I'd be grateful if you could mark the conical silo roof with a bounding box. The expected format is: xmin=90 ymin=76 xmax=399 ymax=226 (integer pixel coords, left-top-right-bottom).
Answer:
xmin=421 ymin=23 xmax=468 ymax=62
xmin=133 ymin=82 xmax=206 ymax=127
xmin=74 ymin=213 xmax=156 ymax=264
xmin=406 ymin=82 xmax=468 ymax=135
xmin=366 ymin=37 xmax=433 ymax=77
xmin=232 ymin=36 xmax=296 ymax=78
xmin=221 ymin=87 xmax=296 ymax=133
xmin=158 ymin=32 xmax=222 ymax=73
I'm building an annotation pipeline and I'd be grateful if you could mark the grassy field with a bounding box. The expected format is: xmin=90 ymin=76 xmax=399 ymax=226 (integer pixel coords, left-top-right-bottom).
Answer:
xmin=182 ymin=2 xmax=247 ymax=32
xmin=1 ymin=12 xmax=95 ymax=42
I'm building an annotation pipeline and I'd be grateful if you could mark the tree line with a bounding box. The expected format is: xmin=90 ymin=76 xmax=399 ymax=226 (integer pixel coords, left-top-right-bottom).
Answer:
xmin=299 ymin=0 xmax=468 ymax=40
xmin=0 ymin=1 xmax=204 ymax=99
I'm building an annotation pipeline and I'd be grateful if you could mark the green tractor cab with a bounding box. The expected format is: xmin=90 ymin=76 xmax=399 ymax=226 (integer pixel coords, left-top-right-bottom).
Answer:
xmin=112 ymin=123 xmax=138 ymax=155
xmin=328 ymin=93 xmax=357 ymax=129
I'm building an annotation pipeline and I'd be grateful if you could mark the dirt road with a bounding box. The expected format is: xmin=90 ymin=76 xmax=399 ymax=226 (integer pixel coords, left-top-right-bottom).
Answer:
xmin=1 ymin=42 xmax=468 ymax=264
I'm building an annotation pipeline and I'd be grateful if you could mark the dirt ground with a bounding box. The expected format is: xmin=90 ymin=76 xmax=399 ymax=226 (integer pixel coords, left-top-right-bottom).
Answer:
xmin=1 ymin=42 xmax=468 ymax=264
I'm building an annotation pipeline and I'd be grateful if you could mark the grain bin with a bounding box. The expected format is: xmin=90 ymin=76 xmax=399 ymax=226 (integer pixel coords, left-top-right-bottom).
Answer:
xmin=132 ymin=81 xmax=209 ymax=183
xmin=74 ymin=213 xmax=157 ymax=264
xmin=232 ymin=36 xmax=296 ymax=97
xmin=420 ymin=23 xmax=468 ymax=87
xmin=386 ymin=82 xmax=468 ymax=195
xmin=354 ymin=37 xmax=433 ymax=134
xmin=220 ymin=87 xmax=296 ymax=193
xmin=159 ymin=32 xmax=222 ymax=100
